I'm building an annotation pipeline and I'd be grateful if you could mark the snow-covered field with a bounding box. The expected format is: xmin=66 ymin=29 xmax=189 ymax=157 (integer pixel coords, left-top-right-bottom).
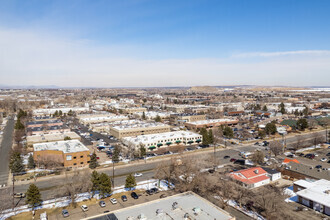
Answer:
xmin=0 ymin=179 xmax=171 ymax=220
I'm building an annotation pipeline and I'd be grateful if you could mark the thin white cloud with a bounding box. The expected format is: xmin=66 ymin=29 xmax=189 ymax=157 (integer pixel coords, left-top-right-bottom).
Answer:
xmin=0 ymin=27 xmax=330 ymax=87
xmin=232 ymin=50 xmax=330 ymax=58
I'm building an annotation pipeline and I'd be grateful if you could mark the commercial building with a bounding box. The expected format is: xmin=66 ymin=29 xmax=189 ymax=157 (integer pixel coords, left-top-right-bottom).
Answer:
xmin=85 ymin=192 xmax=235 ymax=220
xmin=169 ymin=113 xmax=206 ymax=126
xmin=229 ymin=167 xmax=270 ymax=188
xmin=26 ymin=119 xmax=63 ymax=128
xmin=185 ymin=118 xmax=239 ymax=130
xmin=27 ymin=132 xmax=81 ymax=145
xmin=33 ymin=107 xmax=90 ymax=116
xmin=110 ymin=121 xmax=170 ymax=139
xmin=122 ymin=131 xmax=202 ymax=151
xmin=27 ymin=125 xmax=70 ymax=136
xmin=33 ymin=140 xmax=90 ymax=168
xmin=119 ymin=107 xmax=147 ymax=114
xmin=78 ymin=114 xmax=128 ymax=125
xmin=294 ymin=179 xmax=330 ymax=215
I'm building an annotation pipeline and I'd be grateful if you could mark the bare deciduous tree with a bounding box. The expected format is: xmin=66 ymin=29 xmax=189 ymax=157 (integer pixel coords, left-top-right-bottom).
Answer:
xmin=269 ymin=140 xmax=283 ymax=157
xmin=62 ymin=170 xmax=92 ymax=207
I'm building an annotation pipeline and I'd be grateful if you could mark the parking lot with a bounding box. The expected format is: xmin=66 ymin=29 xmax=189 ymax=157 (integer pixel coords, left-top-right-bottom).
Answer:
xmin=48 ymin=190 xmax=175 ymax=220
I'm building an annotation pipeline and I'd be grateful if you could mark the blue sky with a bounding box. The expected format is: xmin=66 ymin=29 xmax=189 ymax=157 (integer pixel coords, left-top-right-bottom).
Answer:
xmin=0 ymin=0 xmax=330 ymax=87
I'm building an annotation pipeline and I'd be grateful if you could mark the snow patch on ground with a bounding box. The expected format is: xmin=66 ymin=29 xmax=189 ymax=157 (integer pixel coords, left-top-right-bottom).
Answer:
xmin=227 ymin=200 xmax=266 ymax=220
xmin=284 ymin=186 xmax=298 ymax=203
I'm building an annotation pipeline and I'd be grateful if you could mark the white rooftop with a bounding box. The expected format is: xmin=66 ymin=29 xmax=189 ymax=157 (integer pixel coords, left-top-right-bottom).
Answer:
xmin=33 ymin=140 xmax=89 ymax=154
xmin=123 ymin=131 xmax=201 ymax=145
xmin=112 ymin=122 xmax=169 ymax=131
xmin=295 ymin=179 xmax=330 ymax=207
xmin=86 ymin=192 xmax=233 ymax=220
xmin=187 ymin=118 xmax=237 ymax=125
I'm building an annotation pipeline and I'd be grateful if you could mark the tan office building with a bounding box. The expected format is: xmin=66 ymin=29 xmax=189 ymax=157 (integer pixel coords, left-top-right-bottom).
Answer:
xmin=170 ymin=113 xmax=206 ymax=126
xmin=33 ymin=140 xmax=90 ymax=168
xmin=185 ymin=118 xmax=239 ymax=130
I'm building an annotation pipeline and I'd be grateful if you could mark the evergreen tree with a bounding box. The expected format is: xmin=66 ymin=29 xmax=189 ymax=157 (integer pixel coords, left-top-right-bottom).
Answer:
xmin=279 ymin=102 xmax=286 ymax=114
xmin=297 ymin=118 xmax=308 ymax=130
xmin=89 ymin=152 xmax=99 ymax=169
xmin=54 ymin=110 xmax=59 ymax=117
xmin=26 ymin=184 xmax=42 ymax=210
xmin=303 ymin=106 xmax=309 ymax=116
xmin=98 ymin=173 xmax=112 ymax=198
xmin=262 ymin=105 xmax=268 ymax=112
xmin=265 ymin=122 xmax=277 ymax=135
xmin=27 ymin=154 xmax=35 ymax=169
xmin=200 ymin=128 xmax=209 ymax=145
xmin=223 ymin=126 xmax=234 ymax=138
xmin=139 ymin=145 xmax=146 ymax=158
xmin=112 ymin=146 xmax=120 ymax=163
xmin=64 ymin=136 xmax=72 ymax=140
xmin=142 ymin=111 xmax=146 ymax=120
xmin=208 ymin=129 xmax=214 ymax=144
xmin=59 ymin=110 xmax=63 ymax=116
xmin=15 ymin=119 xmax=25 ymax=130
xmin=9 ymin=152 xmax=25 ymax=174
xmin=155 ymin=115 xmax=161 ymax=122
xmin=125 ymin=174 xmax=137 ymax=190
xmin=91 ymin=170 xmax=100 ymax=196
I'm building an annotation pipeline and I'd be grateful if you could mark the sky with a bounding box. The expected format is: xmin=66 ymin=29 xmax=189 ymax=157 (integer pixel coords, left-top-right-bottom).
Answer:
xmin=0 ymin=0 xmax=330 ymax=87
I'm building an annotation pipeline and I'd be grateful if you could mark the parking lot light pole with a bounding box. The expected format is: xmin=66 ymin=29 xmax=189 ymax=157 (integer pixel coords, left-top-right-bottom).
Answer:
xmin=112 ymin=162 xmax=115 ymax=187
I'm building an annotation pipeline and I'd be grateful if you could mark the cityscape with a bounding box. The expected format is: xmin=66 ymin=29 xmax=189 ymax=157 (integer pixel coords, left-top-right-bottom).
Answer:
xmin=0 ymin=1 xmax=330 ymax=220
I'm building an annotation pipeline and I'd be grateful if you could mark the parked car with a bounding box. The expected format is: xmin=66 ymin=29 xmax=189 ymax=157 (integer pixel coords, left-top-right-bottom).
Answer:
xmin=254 ymin=142 xmax=259 ymax=145
xmin=99 ymin=201 xmax=106 ymax=208
xmin=320 ymin=158 xmax=327 ymax=162
xmin=151 ymin=188 xmax=159 ymax=193
xmin=110 ymin=198 xmax=117 ymax=204
xmin=146 ymin=189 xmax=154 ymax=195
xmin=315 ymin=165 xmax=322 ymax=169
xmin=305 ymin=154 xmax=315 ymax=159
xmin=13 ymin=193 xmax=25 ymax=198
xmin=131 ymin=192 xmax=139 ymax=199
xmin=81 ymin=205 xmax=88 ymax=212
xmin=121 ymin=195 xmax=127 ymax=202
xmin=230 ymin=158 xmax=237 ymax=162
xmin=134 ymin=173 xmax=143 ymax=177
xmin=62 ymin=209 xmax=69 ymax=218
xmin=326 ymin=152 xmax=330 ymax=156
xmin=223 ymin=155 xmax=230 ymax=159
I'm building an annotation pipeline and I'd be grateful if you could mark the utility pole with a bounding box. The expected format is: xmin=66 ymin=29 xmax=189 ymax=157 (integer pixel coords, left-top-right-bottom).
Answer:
xmin=112 ymin=162 xmax=115 ymax=187
xmin=12 ymin=173 xmax=15 ymax=210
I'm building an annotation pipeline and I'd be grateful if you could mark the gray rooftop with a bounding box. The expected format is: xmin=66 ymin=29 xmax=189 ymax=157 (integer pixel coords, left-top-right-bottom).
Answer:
xmin=86 ymin=192 xmax=234 ymax=220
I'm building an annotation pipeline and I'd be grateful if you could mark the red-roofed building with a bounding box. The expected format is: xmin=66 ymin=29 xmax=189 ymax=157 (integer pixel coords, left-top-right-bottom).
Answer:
xmin=229 ymin=167 xmax=270 ymax=188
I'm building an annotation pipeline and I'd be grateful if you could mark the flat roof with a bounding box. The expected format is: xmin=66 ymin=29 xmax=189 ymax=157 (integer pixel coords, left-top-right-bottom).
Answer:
xmin=296 ymin=179 xmax=330 ymax=207
xmin=33 ymin=140 xmax=89 ymax=154
xmin=186 ymin=118 xmax=238 ymax=125
xmin=27 ymin=132 xmax=80 ymax=143
xmin=123 ymin=131 xmax=201 ymax=145
xmin=85 ymin=192 xmax=234 ymax=220
xmin=112 ymin=122 xmax=170 ymax=131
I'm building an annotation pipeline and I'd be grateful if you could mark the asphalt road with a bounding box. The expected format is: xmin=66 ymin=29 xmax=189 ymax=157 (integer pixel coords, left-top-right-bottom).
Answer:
xmin=0 ymin=117 xmax=15 ymax=187
xmin=1 ymin=129 xmax=327 ymax=209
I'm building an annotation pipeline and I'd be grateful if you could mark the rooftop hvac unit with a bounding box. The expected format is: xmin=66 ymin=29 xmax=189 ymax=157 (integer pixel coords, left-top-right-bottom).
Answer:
xmin=172 ymin=202 xmax=178 ymax=210
xmin=193 ymin=207 xmax=201 ymax=215
xmin=254 ymin=169 xmax=259 ymax=174
xmin=184 ymin=213 xmax=191 ymax=220
xmin=137 ymin=213 xmax=147 ymax=220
